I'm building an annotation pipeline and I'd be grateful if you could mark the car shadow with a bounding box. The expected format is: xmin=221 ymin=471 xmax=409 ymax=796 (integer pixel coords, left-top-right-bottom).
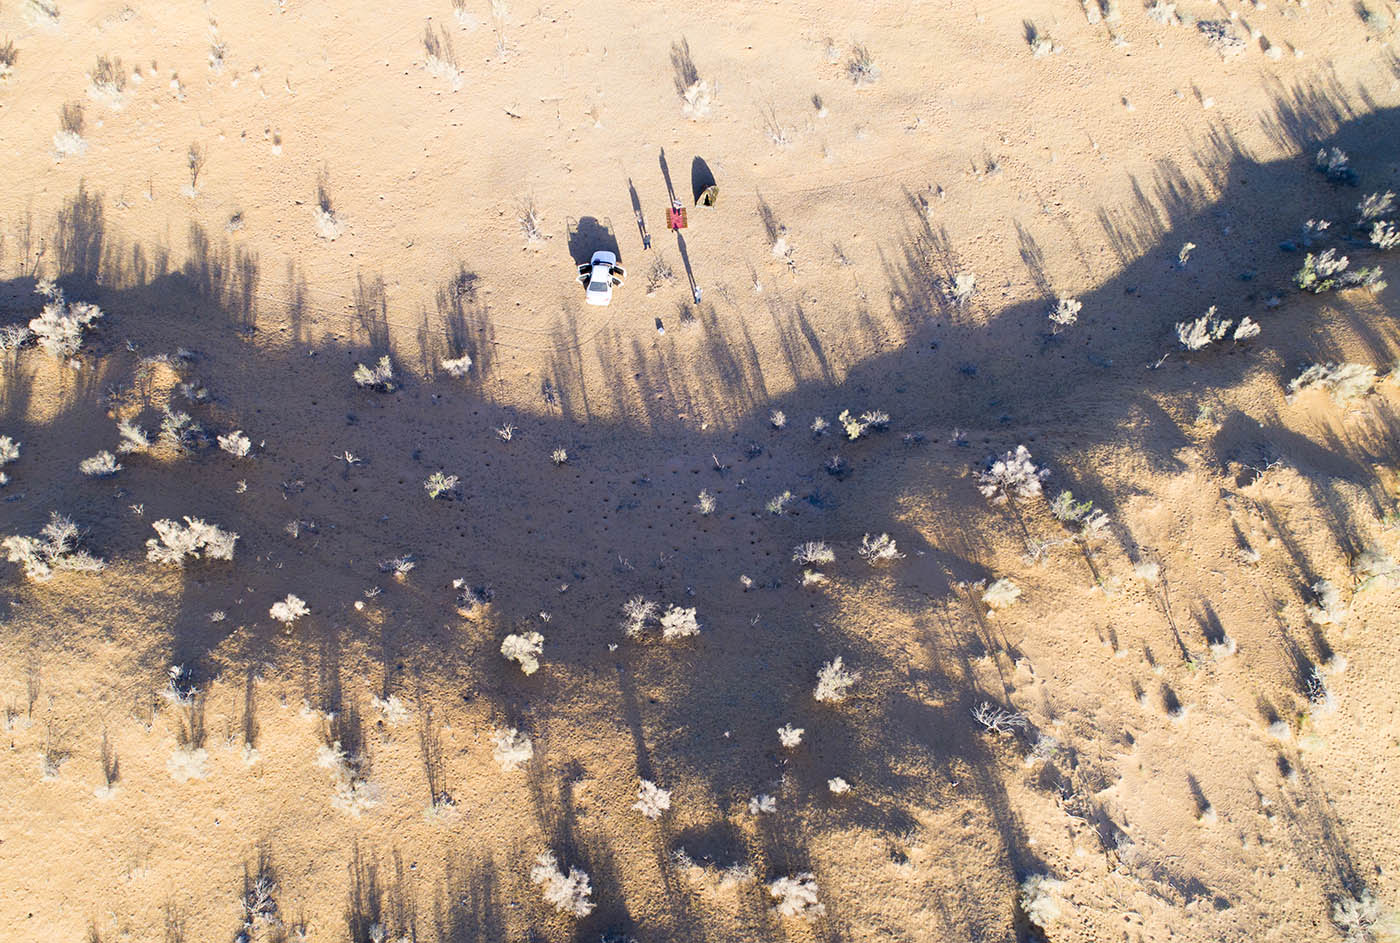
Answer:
xmin=566 ymin=216 xmax=620 ymax=267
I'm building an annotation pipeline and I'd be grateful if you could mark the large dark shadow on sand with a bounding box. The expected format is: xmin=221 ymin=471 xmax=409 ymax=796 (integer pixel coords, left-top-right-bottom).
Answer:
xmin=2 ymin=92 xmax=1397 ymax=942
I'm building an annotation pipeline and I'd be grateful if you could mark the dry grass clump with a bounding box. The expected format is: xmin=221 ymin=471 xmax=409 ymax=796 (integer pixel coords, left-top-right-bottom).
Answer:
xmin=159 ymin=407 xmax=206 ymax=453
xmin=517 ymin=197 xmax=545 ymax=246
xmin=814 ymin=656 xmax=858 ymax=703
xmin=181 ymin=143 xmax=206 ymax=198
xmin=167 ymin=741 xmax=210 ymax=782
xmin=1145 ymin=1 xmax=1181 ymax=25
xmin=530 ymin=852 xmax=594 ymax=917
xmin=53 ymin=102 xmax=86 ymax=159
xmin=1353 ymin=546 xmax=1399 ymax=592
xmin=369 ymin=693 xmax=411 ymax=725
xmin=769 ymin=873 xmax=824 ymax=919
xmin=645 ymin=254 xmax=675 ymax=294
xmin=838 ymin=408 xmax=889 ymax=440
xmin=165 ymin=669 xmax=209 ymax=782
xmin=1048 ymin=296 xmax=1080 ymax=333
xmin=683 ymin=80 xmax=716 ymax=120
xmin=1305 ymin=579 xmax=1347 ymax=625
xmin=1020 ymin=874 xmax=1066 ymax=933
xmin=1175 ymin=306 xmax=1259 ymax=350
xmin=489 ymin=728 xmax=532 ymax=770
xmin=620 ymin=596 xmax=660 ymax=638
xmin=501 ymin=631 xmax=544 ymax=674
xmin=1358 ymin=190 xmax=1396 ymax=222
xmin=0 ymin=39 xmax=18 ymax=81
xmin=316 ymin=735 xmax=378 ymax=815
xmin=659 ymin=605 xmax=700 ymax=638
xmin=29 ymin=280 xmax=102 ymax=358
xmin=378 ymin=555 xmax=415 ymax=581
xmin=422 ymin=22 xmax=462 ymax=90
xmin=1295 ymin=249 xmax=1385 ymax=294
xmin=352 ymin=356 xmax=396 ymax=391
xmin=671 ymin=39 xmax=715 ymax=118
xmin=981 ymin=577 xmax=1022 ymax=610
xmin=1197 ymin=20 xmax=1246 ymax=59
xmin=1305 ymin=665 xmax=1337 ymax=716
xmin=978 ymin=445 xmax=1049 ymax=503
xmin=86 ymin=55 xmax=128 ymax=110
xmin=695 ymin=489 xmax=716 ymax=515
xmin=269 ymin=594 xmax=309 ymax=625
xmin=454 ymin=579 xmax=493 ymax=620
xmin=972 ymin=700 xmax=1029 ymax=735
xmin=847 ymin=44 xmax=880 ymax=85
xmin=748 ymin=793 xmax=777 ymax=814
xmin=207 ymin=23 xmax=227 ymax=74
xmin=24 ymin=0 xmax=60 ymax=28
xmin=451 ymin=0 xmax=477 ymax=27
xmin=218 ymin=430 xmax=252 ymax=457
xmin=146 ymin=517 xmax=238 ymax=565
xmin=792 ymin=541 xmax=835 ymax=566
xmin=672 ymin=849 xmax=756 ymax=890
xmin=0 ymin=323 xmax=31 ymax=352
xmin=1331 ymin=888 xmax=1400 ymax=943
xmin=631 ymin=779 xmax=672 ymax=820
xmin=489 ymin=0 xmax=510 ymax=59
xmin=1025 ymin=22 xmax=1063 ymax=57
xmin=1287 ymin=363 xmax=1377 ymax=404
xmin=4 ymin=512 xmax=105 ymax=581
xmin=237 ymin=857 xmax=280 ymax=941
xmin=0 ymin=435 xmax=19 ymax=487
xmin=314 ymin=183 xmax=343 ymax=239
xmin=947 ymin=271 xmax=976 ymax=306
xmin=1316 ymin=147 xmax=1358 ymax=185
xmin=1049 ymin=490 xmax=1109 ymax=536
xmin=859 ymin=532 xmax=902 ymax=565
xmin=440 ymin=352 xmax=472 ymax=377
xmin=424 ymin=471 xmax=459 ymax=499
xmin=39 ymin=720 xmax=70 ymax=780
xmin=117 ymin=418 xmax=152 ymax=454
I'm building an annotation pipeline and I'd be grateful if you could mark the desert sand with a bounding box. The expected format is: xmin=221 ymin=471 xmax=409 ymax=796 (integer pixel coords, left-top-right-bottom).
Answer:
xmin=1 ymin=0 xmax=1399 ymax=940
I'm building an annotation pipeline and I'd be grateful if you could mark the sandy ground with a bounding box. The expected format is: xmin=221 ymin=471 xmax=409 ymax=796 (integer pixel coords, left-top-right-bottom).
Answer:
xmin=2 ymin=0 xmax=1400 ymax=940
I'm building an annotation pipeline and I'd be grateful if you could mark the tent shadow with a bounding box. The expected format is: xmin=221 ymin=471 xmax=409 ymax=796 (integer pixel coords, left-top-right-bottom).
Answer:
xmin=690 ymin=157 xmax=717 ymax=206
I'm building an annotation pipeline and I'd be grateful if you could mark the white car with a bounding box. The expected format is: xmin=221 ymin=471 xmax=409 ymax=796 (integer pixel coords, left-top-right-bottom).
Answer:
xmin=577 ymin=250 xmax=626 ymax=306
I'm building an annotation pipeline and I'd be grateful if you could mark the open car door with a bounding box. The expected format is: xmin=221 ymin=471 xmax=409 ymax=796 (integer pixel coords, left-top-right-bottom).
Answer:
xmin=577 ymin=263 xmax=591 ymax=285
xmin=609 ymin=264 xmax=626 ymax=287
